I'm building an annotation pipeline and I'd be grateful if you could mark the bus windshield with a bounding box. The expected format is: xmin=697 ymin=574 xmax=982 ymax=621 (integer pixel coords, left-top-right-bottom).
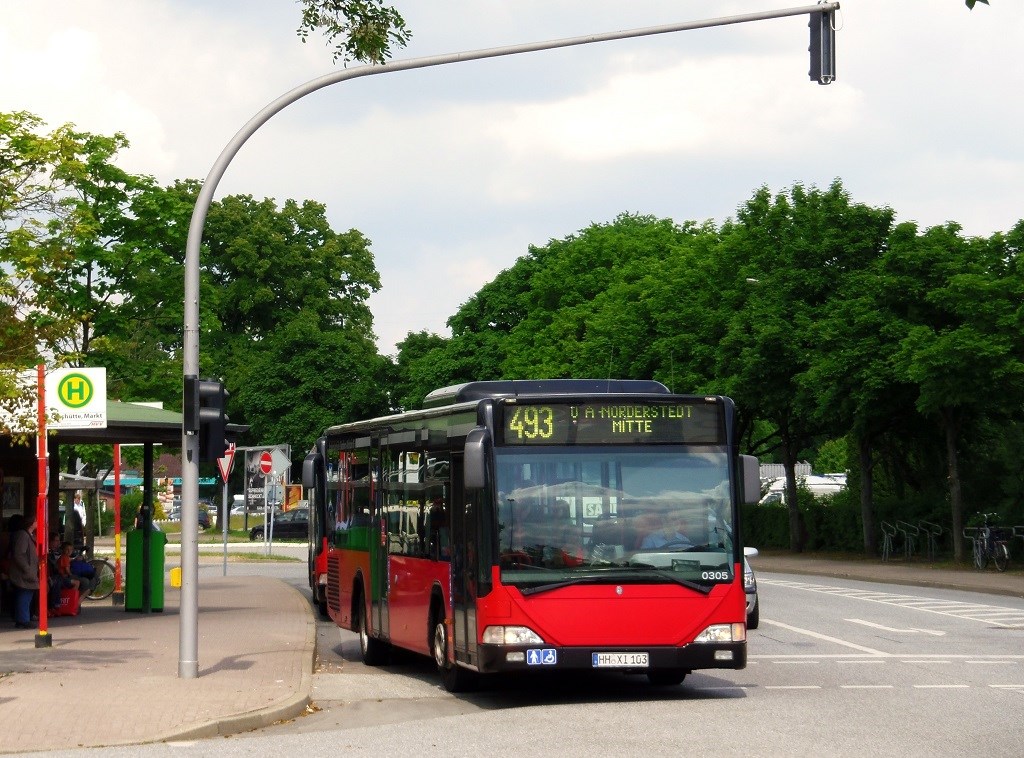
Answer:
xmin=494 ymin=446 xmax=735 ymax=589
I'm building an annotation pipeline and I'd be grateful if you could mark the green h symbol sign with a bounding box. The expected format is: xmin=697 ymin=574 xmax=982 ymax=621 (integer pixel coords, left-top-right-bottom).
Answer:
xmin=59 ymin=373 xmax=93 ymax=409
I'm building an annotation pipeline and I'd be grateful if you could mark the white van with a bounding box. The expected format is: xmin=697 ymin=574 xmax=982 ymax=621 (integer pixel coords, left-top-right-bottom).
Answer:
xmin=758 ymin=473 xmax=846 ymax=506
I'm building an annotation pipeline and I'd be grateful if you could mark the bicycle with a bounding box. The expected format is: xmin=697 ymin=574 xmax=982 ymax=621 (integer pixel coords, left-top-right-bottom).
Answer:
xmin=970 ymin=513 xmax=1010 ymax=572
xmin=72 ymin=548 xmax=116 ymax=601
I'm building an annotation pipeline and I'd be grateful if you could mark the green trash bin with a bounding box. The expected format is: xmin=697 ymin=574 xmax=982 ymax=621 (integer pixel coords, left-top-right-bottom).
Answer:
xmin=125 ymin=528 xmax=166 ymax=612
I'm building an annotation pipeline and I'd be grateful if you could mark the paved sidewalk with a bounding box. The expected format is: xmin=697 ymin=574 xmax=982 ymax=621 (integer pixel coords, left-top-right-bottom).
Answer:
xmin=0 ymin=575 xmax=315 ymax=754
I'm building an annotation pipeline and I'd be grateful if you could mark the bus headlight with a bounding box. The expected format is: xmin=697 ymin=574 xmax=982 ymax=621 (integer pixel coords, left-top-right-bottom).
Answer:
xmin=694 ymin=623 xmax=746 ymax=644
xmin=482 ymin=626 xmax=545 ymax=645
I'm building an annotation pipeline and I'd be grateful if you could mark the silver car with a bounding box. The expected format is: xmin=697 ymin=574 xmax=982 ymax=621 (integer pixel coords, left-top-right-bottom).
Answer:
xmin=743 ymin=546 xmax=759 ymax=629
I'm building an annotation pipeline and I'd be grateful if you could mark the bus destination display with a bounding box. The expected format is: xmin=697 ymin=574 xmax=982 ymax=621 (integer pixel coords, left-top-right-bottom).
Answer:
xmin=503 ymin=401 xmax=722 ymax=445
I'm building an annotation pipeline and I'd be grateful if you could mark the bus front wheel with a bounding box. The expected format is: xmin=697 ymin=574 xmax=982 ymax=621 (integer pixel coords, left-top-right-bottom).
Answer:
xmin=431 ymin=609 xmax=477 ymax=693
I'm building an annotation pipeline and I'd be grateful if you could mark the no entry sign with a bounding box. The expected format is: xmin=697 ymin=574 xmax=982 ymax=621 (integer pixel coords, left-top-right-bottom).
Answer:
xmin=259 ymin=451 xmax=273 ymax=475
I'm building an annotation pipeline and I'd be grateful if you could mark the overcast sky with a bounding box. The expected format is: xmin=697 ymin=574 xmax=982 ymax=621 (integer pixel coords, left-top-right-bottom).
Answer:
xmin=3 ymin=1 xmax=1021 ymax=354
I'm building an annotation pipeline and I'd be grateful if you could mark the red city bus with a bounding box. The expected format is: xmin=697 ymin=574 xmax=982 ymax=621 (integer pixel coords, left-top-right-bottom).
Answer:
xmin=303 ymin=379 xmax=760 ymax=691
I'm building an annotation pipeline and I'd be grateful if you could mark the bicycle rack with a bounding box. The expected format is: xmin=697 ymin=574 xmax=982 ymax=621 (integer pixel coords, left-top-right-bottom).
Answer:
xmin=895 ymin=521 xmax=919 ymax=560
xmin=880 ymin=521 xmax=896 ymax=562
xmin=919 ymin=520 xmax=943 ymax=560
xmin=963 ymin=526 xmax=981 ymax=568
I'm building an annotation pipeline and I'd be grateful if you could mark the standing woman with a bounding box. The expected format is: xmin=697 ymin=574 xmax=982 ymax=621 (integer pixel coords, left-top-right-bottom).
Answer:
xmin=9 ymin=512 xmax=39 ymax=629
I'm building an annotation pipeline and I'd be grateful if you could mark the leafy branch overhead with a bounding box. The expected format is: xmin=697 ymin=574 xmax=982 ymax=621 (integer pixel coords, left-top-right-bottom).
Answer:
xmin=296 ymin=0 xmax=411 ymax=64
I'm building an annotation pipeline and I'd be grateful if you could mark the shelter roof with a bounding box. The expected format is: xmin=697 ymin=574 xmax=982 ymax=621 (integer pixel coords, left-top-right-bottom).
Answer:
xmin=50 ymin=401 xmax=185 ymax=445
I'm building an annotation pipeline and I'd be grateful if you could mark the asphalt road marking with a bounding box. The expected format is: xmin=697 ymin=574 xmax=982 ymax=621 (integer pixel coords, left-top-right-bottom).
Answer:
xmin=845 ymin=618 xmax=945 ymax=635
xmin=761 ymin=619 xmax=892 ymax=656
xmin=760 ymin=578 xmax=1024 ymax=628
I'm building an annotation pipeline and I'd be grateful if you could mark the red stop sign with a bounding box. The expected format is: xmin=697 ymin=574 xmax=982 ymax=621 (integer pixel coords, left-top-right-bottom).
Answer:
xmin=259 ymin=451 xmax=273 ymax=475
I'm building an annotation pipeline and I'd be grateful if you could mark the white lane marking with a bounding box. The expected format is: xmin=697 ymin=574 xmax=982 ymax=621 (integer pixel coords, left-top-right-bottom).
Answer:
xmin=841 ymin=685 xmax=894 ymax=689
xmin=912 ymin=684 xmax=970 ymax=689
xmin=965 ymin=660 xmax=1015 ymax=665
xmin=766 ymin=685 xmax=822 ymax=690
xmin=845 ymin=618 xmax=945 ymax=636
xmin=770 ymin=659 xmax=819 ymax=664
xmin=761 ymin=619 xmax=892 ymax=656
xmin=837 ymin=659 xmax=886 ymax=664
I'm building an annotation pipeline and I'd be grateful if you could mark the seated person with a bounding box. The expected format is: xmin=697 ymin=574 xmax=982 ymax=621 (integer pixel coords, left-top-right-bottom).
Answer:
xmin=640 ymin=515 xmax=693 ymax=550
xmin=61 ymin=540 xmax=97 ymax=598
xmin=53 ymin=539 xmax=84 ymax=598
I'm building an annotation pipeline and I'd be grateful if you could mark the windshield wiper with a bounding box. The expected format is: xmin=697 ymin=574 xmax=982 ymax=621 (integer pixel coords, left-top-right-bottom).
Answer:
xmin=681 ymin=543 xmax=726 ymax=553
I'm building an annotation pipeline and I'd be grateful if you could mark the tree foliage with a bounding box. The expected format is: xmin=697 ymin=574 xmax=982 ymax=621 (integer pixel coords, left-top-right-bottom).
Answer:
xmin=296 ymin=0 xmax=411 ymax=64
xmin=1 ymin=111 xmax=136 ymax=433
xmin=395 ymin=182 xmax=1024 ymax=557
xmin=2 ymin=111 xmax=391 ymax=463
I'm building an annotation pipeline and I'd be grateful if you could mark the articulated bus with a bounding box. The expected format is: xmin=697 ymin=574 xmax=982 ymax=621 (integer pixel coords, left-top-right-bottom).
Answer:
xmin=303 ymin=379 xmax=760 ymax=691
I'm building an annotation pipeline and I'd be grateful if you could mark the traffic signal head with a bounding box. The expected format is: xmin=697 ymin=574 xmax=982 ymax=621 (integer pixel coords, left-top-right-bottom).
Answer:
xmin=184 ymin=376 xmax=229 ymax=462
xmin=808 ymin=9 xmax=836 ymax=85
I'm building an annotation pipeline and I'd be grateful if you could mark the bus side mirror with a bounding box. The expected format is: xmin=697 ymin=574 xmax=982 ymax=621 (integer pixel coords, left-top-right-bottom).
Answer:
xmin=302 ymin=453 xmax=320 ymax=491
xmin=464 ymin=427 xmax=490 ymax=490
xmin=740 ymin=455 xmax=760 ymax=505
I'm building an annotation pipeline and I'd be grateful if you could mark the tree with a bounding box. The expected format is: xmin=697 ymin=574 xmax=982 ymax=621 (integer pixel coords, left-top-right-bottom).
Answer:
xmin=297 ymin=0 xmax=411 ymax=64
xmin=391 ymin=330 xmax=454 ymax=411
xmin=887 ymin=222 xmax=1024 ymax=561
xmin=796 ymin=193 xmax=896 ymax=553
xmin=1 ymin=111 xmax=134 ymax=433
xmin=94 ymin=180 xmax=390 ymax=456
xmin=714 ymin=182 xmax=884 ymax=552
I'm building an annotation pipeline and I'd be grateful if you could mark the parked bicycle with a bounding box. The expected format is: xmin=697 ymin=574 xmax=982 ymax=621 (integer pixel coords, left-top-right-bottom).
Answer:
xmin=71 ymin=547 xmax=116 ymax=601
xmin=969 ymin=513 xmax=1010 ymax=572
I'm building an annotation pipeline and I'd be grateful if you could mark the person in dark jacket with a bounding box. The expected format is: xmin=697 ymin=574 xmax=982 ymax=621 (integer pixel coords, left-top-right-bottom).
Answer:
xmin=9 ymin=512 xmax=39 ymax=629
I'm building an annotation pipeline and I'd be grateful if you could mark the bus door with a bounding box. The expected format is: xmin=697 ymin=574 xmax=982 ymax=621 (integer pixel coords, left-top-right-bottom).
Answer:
xmin=367 ymin=447 xmax=389 ymax=639
xmin=304 ymin=448 xmax=330 ymax=603
xmin=450 ymin=453 xmax=480 ymax=666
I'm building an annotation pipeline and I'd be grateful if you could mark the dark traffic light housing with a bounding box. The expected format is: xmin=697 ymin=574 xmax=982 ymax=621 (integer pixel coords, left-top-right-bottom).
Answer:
xmin=184 ymin=375 xmax=229 ymax=462
xmin=808 ymin=8 xmax=836 ymax=85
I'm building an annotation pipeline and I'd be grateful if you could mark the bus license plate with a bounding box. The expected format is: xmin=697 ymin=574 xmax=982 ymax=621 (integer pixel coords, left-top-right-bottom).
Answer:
xmin=592 ymin=652 xmax=649 ymax=668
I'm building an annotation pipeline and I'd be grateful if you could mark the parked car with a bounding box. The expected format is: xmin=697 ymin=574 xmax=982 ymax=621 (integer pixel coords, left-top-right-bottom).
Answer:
xmin=166 ymin=498 xmax=210 ymax=529
xmin=743 ymin=546 xmax=759 ymax=629
xmin=250 ymin=508 xmax=309 ymax=541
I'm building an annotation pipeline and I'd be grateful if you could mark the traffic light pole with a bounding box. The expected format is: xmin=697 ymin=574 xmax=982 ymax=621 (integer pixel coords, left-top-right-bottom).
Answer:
xmin=180 ymin=1 xmax=840 ymax=678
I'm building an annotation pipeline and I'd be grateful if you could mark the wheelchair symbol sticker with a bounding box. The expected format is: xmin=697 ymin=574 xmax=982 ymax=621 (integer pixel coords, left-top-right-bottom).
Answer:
xmin=526 ymin=649 xmax=557 ymax=665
